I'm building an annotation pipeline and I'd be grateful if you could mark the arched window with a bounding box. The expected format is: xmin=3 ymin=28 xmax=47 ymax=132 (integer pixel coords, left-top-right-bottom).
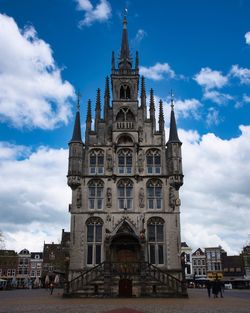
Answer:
xmin=89 ymin=149 xmax=104 ymax=174
xmin=86 ymin=217 xmax=103 ymax=265
xmin=147 ymin=217 xmax=164 ymax=265
xmin=118 ymin=149 xmax=132 ymax=174
xmin=88 ymin=180 xmax=104 ymax=210
xmin=117 ymin=179 xmax=133 ymax=210
xmin=147 ymin=180 xmax=162 ymax=210
xmin=120 ymin=85 xmax=131 ymax=99
xmin=146 ymin=149 xmax=161 ymax=174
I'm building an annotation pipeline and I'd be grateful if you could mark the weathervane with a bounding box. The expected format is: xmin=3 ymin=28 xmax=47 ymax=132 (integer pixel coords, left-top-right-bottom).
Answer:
xmin=170 ymin=89 xmax=174 ymax=110
xmin=76 ymin=90 xmax=81 ymax=112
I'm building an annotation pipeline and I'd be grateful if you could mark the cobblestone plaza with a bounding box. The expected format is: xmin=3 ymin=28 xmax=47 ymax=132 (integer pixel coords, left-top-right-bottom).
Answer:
xmin=0 ymin=289 xmax=250 ymax=313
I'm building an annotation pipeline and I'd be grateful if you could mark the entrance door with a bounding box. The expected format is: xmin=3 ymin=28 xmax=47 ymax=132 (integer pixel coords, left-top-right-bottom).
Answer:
xmin=119 ymin=279 xmax=132 ymax=297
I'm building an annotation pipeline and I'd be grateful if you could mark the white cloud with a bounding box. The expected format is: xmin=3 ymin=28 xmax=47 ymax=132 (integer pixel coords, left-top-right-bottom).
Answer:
xmin=206 ymin=107 xmax=220 ymax=126
xmin=245 ymin=31 xmax=250 ymax=45
xmin=230 ymin=64 xmax=250 ymax=85
xmin=77 ymin=0 xmax=112 ymax=27
xmin=203 ymin=90 xmax=233 ymax=105
xmin=0 ymin=143 xmax=71 ymax=252
xmin=153 ymin=96 xmax=202 ymax=128
xmin=243 ymin=94 xmax=250 ymax=103
xmin=193 ymin=67 xmax=228 ymax=89
xmin=140 ymin=63 xmax=175 ymax=81
xmin=180 ymin=126 xmax=250 ymax=254
xmin=135 ymin=29 xmax=147 ymax=43
xmin=0 ymin=14 xmax=74 ymax=129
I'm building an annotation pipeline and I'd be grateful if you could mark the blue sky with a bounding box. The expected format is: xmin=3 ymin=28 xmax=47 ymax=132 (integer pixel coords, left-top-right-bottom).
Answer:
xmin=0 ymin=0 xmax=250 ymax=254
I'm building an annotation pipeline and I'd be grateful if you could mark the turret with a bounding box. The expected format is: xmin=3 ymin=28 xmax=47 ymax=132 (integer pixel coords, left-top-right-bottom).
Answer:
xmin=67 ymin=94 xmax=84 ymax=189
xmin=86 ymin=99 xmax=92 ymax=132
xmin=158 ymin=99 xmax=164 ymax=132
xmin=166 ymin=93 xmax=183 ymax=190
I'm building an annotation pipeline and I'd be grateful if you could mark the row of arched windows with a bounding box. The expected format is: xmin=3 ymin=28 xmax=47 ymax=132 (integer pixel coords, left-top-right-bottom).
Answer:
xmin=89 ymin=149 xmax=161 ymax=175
xmin=87 ymin=179 xmax=163 ymax=210
xmin=85 ymin=217 xmax=165 ymax=266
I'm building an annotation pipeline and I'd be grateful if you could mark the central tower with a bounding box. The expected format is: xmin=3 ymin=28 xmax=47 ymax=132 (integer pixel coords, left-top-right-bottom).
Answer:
xmin=66 ymin=16 xmax=185 ymax=298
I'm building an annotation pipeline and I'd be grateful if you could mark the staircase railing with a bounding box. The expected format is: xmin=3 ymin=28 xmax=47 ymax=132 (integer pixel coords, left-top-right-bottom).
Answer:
xmin=65 ymin=261 xmax=185 ymax=296
xmin=145 ymin=263 xmax=184 ymax=294
xmin=65 ymin=262 xmax=105 ymax=294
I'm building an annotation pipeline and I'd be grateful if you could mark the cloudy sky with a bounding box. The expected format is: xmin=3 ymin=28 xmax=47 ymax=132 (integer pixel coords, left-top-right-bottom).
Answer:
xmin=0 ymin=0 xmax=250 ymax=255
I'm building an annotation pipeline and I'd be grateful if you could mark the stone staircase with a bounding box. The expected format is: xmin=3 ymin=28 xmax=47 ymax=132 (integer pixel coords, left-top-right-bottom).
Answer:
xmin=63 ymin=262 xmax=187 ymax=298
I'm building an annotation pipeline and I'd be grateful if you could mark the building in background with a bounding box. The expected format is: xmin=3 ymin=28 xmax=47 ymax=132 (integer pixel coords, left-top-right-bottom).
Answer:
xmin=17 ymin=249 xmax=31 ymax=286
xmin=205 ymin=246 xmax=224 ymax=280
xmin=30 ymin=252 xmax=43 ymax=279
xmin=181 ymin=242 xmax=192 ymax=279
xmin=0 ymin=250 xmax=18 ymax=282
xmin=221 ymin=254 xmax=246 ymax=288
xmin=192 ymin=248 xmax=206 ymax=282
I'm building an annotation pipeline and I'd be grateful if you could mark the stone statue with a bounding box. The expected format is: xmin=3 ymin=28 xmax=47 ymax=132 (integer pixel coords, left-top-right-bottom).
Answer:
xmin=138 ymin=126 xmax=143 ymax=143
xmin=106 ymin=151 xmax=113 ymax=171
xmin=139 ymin=187 xmax=145 ymax=208
xmin=76 ymin=187 xmax=82 ymax=208
xmin=137 ymin=150 xmax=144 ymax=173
xmin=169 ymin=186 xmax=175 ymax=209
xmin=106 ymin=187 xmax=112 ymax=207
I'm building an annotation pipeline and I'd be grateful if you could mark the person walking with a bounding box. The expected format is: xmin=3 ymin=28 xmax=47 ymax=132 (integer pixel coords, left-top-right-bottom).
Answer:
xmin=49 ymin=282 xmax=54 ymax=295
xmin=206 ymin=280 xmax=212 ymax=298
xmin=212 ymin=278 xmax=220 ymax=298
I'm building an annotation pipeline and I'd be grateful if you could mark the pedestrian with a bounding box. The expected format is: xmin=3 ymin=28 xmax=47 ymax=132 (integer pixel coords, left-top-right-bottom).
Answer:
xmin=205 ymin=280 xmax=212 ymax=298
xmin=219 ymin=280 xmax=224 ymax=298
xmin=49 ymin=282 xmax=54 ymax=295
xmin=212 ymin=279 xmax=220 ymax=298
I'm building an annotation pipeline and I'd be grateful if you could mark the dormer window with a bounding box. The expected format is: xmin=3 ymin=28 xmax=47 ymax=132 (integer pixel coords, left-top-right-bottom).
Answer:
xmin=120 ymin=85 xmax=131 ymax=99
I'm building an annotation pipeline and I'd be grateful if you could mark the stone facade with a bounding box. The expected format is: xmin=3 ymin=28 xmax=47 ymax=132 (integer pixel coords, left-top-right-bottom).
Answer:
xmin=66 ymin=16 xmax=184 ymax=297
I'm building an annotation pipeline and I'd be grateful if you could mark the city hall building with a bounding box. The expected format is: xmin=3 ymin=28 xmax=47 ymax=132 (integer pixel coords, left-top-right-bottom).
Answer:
xmin=65 ymin=16 xmax=185 ymax=297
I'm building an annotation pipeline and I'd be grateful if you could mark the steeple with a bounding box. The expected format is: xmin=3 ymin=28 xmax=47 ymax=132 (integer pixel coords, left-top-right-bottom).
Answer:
xmin=95 ymin=88 xmax=101 ymax=131
xmin=158 ymin=99 xmax=165 ymax=132
xmin=104 ymin=76 xmax=110 ymax=121
xmin=135 ymin=51 xmax=139 ymax=73
xmin=149 ymin=88 xmax=156 ymax=130
xmin=70 ymin=93 xmax=82 ymax=143
xmin=168 ymin=92 xmax=181 ymax=143
xmin=86 ymin=99 xmax=92 ymax=132
xmin=118 ymin=14 xmax=132 ymax=70
xmin=140 ymin=76 xmax=147 ymax=119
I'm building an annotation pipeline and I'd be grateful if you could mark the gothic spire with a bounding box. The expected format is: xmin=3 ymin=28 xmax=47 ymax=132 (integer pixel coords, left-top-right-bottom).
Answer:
xmin=86 ymin=99 xmax=92 ymax=131
xmin=140 ymin=76 xmax=146 ymax=117
xmin=95 ymin=88 xmax=101 ymax=130
xmin=135 ymin=51 xmax=139 ymax=73
xmin=168 ymin=92 xmax=181 ymax=143
xmin=149 ymin=88 xmax=156 ymax=130
xmin=159 ymin=99 xmax=165 ymax=132
xmin=70 ymin=92 xmax=82 ymax=143
xmin=111 ymin=51 xmax=115 ymax=73
xmin=104 ymin=76 xmax=110 ymax=121
xmin=118 ymin=15 xmax=132 ymax=70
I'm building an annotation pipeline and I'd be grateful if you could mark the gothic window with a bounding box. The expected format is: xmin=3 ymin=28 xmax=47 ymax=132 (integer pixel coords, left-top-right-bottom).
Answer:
xmin=146 ymin=149 xmax=161 ymax=174
xmin=147 ymin=179 xmax=162 ymax=210
xmin=147 ymin=217 xmax=165 ymax=265
xmin=117 ymin=179 xmax=133 ymax=210
xmin=89 ymin=149 xmax=104 ymax=174
xmin=116 ymin=108 xmax=135 ymax=122
xmin=88 ymin=180 xmax=104 ymax=210
xmin=120 ymin=85 xmax=131 ymax=99
xmin=86 ymin=217 xmax=103 ymax=265
xmin=118 ymin=149 xmax=133 ymax=174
